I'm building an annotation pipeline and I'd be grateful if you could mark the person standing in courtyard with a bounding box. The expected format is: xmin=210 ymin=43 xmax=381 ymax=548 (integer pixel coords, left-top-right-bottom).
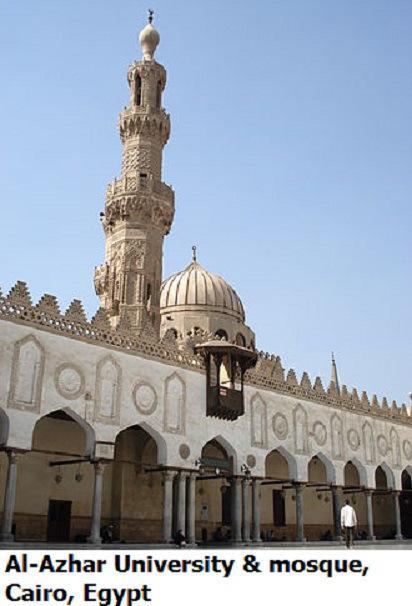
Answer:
xmin=341 ymin=499 xmax=357 ymax=548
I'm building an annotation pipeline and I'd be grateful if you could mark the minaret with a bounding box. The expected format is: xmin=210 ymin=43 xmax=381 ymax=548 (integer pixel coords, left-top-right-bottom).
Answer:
xmin=94 ymin=12 xmax=174 ymax=333
xmin=330 ymin=352 xmax=340 ymax=395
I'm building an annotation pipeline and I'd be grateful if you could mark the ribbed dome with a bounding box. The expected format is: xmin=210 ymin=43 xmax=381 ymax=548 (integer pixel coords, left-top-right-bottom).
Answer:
xmin=160 ymin=260 xmax=245 ymax=321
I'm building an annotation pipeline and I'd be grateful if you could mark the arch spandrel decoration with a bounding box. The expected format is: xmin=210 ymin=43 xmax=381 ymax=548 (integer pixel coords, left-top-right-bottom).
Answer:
xmin=94 ymin=355 xmax=122 ymax=424
xmin=250 ymin=393 xmax=267 ymax=449
xmin=362 ymin=421 xmax=375 ymax=464
xmin=293 ymin=403 xmax=308 ymax=454
xmin=163 ymin=372 xmax=186 ymax=435
xmin=330 ymin=413 xmax=344 ymax=460
xmin=8 ymin=335 xmax=45 ymax=413
xmin=390 ymin=427 xmax=401 ymax=468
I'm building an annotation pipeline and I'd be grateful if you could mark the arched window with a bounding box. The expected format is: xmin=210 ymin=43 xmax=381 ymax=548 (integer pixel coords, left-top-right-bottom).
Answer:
xmin=235 ymin=333 xmax=246 ymax=346
xmin=156 ymin=81 xmax=162 ymax=108
xmin=135 ymin=75 xmax=142 ymax=106
xmin=215 ymin=329 xmax=228 ymax=341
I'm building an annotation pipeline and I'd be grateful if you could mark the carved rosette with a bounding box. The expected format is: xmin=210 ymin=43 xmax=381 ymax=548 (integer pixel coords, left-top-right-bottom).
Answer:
xmin=54 ymin=363 xmax=85 ymax=400
xmin=347 ymin=429 xmax=360 ymax=451
xmin=179 ymin=444 xmax=190 ymax=460
xmin=272 ymin=412 xmax=288 ymax=440
xmin=133 ymin=382 xmax=157 ymax=415
xmin=377 ymin=434 xmax=389 ymax=457
xmin=312 ymin=421 xmax=327 ymax=447
xmin=246 ymin=454 xmax=257 ymax=469
xmin=403 ymin=439 xmax=412 ymax=461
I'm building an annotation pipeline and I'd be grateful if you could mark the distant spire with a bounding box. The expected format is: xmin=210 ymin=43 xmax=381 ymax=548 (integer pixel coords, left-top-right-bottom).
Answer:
xmin=330 ymin=352 xmax=340 ymax=395
xmin=192 ymin=245 xmax=197 ymax=262
xmin=148 ymin=8 xmax=154 ymax=24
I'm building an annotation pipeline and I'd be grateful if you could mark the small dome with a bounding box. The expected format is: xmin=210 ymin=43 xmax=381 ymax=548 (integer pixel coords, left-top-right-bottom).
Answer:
xmin=160 ymin=260 xmax=245 ymax=321
xmin=139 ymin=22 xmax=160 ymax=60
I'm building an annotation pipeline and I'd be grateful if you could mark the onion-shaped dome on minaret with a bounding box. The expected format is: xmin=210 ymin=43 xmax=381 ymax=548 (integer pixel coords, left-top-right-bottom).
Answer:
xmin=139 ymin=9 xmax=160 ymax=60
xmin=160 ymin=247 xmax=255 ymax=347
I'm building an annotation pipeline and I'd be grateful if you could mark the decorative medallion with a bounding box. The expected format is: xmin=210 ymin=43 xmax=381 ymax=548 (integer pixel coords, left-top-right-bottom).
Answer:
xmin=133 ymin=382 xmax=157 ymax=415
xmin=272 ymin=413 xmax=288 ymax=440
xmin=246 ymin=454 xmax=256 ymax=469
xmin=312 ymin=421 xmax=327 ymax=446
xmin=403 ymin=439 xmax=412 ymax=461
xmin=179 ymin=443 xmax=190 ymax=460
xmin=377 ymin=435 xmax=389 ymax=457
xmin=347 ymin=429 xmax=360 ymax=451
xmin=55 ymin=363 xmax=85 ymax=400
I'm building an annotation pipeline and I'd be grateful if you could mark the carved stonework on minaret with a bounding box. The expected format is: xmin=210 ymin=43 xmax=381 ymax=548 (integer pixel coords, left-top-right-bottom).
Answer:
xmin=95 ymin=14 xmax=175 ymax=334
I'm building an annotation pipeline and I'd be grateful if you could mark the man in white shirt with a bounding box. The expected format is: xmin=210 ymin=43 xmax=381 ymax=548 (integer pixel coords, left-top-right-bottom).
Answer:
xmin=341 ymin=499 xmax=357 ymax=548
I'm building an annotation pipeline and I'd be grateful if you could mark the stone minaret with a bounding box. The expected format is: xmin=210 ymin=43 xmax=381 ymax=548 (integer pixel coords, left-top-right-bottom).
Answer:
xmin=94 ymin=12 xmax=174 ymax=334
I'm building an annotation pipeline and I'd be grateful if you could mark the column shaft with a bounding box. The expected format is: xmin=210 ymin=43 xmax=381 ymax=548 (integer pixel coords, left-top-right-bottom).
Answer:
xmin=87 ymin=461 xmax=105 ymax=544
xmin=186 ymin=473 xmax=197 ymax=544
xmin=162 ymin=470 xmax=176 ymax=543
xmin=241 ymin=479 xmax=251 ymax=542
xmin=230 ymin=477 xmax=242 ymax=542
xmin=251 ymin=479 xmax=262 ymax=542
xmin=394 ymin=491 xmax=403 ymax=540
xmin=0 ymin=451 xmax=19 ymax=542
xmin=295 ymin=483 xmax=305 ymax=542
xmin=176 ymin=472 xmax=187 ymax=537
xmin=331 ymin=486 xmax=342 ymax=541
xmin=365 ymin=490 xmax=375 ymax=541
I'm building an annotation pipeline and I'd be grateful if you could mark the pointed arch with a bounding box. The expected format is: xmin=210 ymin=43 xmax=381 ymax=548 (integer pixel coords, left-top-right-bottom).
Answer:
xmin=265 ymin=445 xmax=298 ymax=481
xmin=115 ymin=421 xmax=167 ymax=465
xmin=362 ymin=421 xmax=375 ymax=463
xmin=250 ymin=393 xmax=267 ymax=448
xmin=95 ymin=355 xmax=122 ymax=423
xmin=344 ymin=458 xmax=367 ymax=486
xmin=311 ymin=451 xmax=336 ymax=484
xmin=293 ymin=403 xmax=308 ymax=454
xmin=164 ymin=372 xmax=186 ymax=434
xmin=330 ymin=413 xmax=343 ymax=459
xmin=32 ymin=406 xmax=96 ymax=457
xmin=389 ymin=427 xmax=401 ymax=467
xmin=403 ymin=466 xmax=412 ymax=482
xmin=201 ymin=434 xmax=238 ymax=471
xmin=8 ymin=334 xmax=45 ymax=412
xmin=376 ymin=462 xmax=395 ymax=489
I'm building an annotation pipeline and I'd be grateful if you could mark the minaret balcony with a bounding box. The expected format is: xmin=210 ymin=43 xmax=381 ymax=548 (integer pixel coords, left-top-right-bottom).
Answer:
xmin=106 ymin=174 xmax=174 ymax=203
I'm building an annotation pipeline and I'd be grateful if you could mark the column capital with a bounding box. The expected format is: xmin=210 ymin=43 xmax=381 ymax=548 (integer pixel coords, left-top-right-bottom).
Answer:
xmin=364 ymin=488 xmax=374 ymax=496
xmin=92 ymin=460 xmax=106 ymax=474
xmin=162 ymin=469 xmax=177 ymax=481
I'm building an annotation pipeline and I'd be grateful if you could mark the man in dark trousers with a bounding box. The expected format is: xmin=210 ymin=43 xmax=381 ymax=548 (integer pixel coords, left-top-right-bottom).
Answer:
xmin=341 ymin=499 xmax=357 ymax=548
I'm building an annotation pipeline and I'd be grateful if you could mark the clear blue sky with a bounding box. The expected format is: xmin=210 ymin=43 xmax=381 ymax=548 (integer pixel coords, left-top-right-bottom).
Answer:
xmin=1 ymin=1 xmax=411 ymax=405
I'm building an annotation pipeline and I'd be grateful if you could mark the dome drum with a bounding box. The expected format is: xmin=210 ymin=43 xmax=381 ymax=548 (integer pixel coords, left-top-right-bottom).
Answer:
xmin=160 ymin=259 xmax=255 ymax=348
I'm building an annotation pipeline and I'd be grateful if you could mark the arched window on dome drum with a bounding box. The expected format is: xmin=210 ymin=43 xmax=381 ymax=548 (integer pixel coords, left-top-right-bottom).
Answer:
xmin=215 ymin=329 xmax=228 ymax=341
xmin=135 ymin=75 xmax=142 ymax=106
xmin=156 ymin=81 xmax=162 ymax=108
xmin=235 ymin=333 xmax=246 ymax=347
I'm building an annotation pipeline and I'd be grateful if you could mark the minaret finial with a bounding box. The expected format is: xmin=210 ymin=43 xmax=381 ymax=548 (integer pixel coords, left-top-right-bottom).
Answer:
xmin=148 ymin=8 xmax=154 ymax=24
xmin=192 ymin=245 xmax=197 ymax=262
xmin=330 ymin=352 xmax=340 ymax=395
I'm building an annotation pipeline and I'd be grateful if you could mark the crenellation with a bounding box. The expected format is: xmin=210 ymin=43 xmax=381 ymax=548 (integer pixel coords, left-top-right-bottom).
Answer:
xmin=6 ymin=281 xmax=32 ymax=307
xmin=361 ymin=390 xmax=370 ymax=410
xmin=64 ymin=299 xmax=88 ymax=323
xmin=35 ymin=294 xmax=61 ymax=315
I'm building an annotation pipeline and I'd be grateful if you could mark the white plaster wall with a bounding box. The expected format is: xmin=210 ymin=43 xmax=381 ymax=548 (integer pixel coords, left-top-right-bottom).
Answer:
xmin=1 ymin=319 xmax=412 ymax=492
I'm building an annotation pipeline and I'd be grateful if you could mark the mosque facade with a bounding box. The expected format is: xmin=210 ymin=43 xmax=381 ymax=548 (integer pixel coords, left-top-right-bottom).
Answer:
xmin=0 ymin=16 xmax=411 ymax=545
